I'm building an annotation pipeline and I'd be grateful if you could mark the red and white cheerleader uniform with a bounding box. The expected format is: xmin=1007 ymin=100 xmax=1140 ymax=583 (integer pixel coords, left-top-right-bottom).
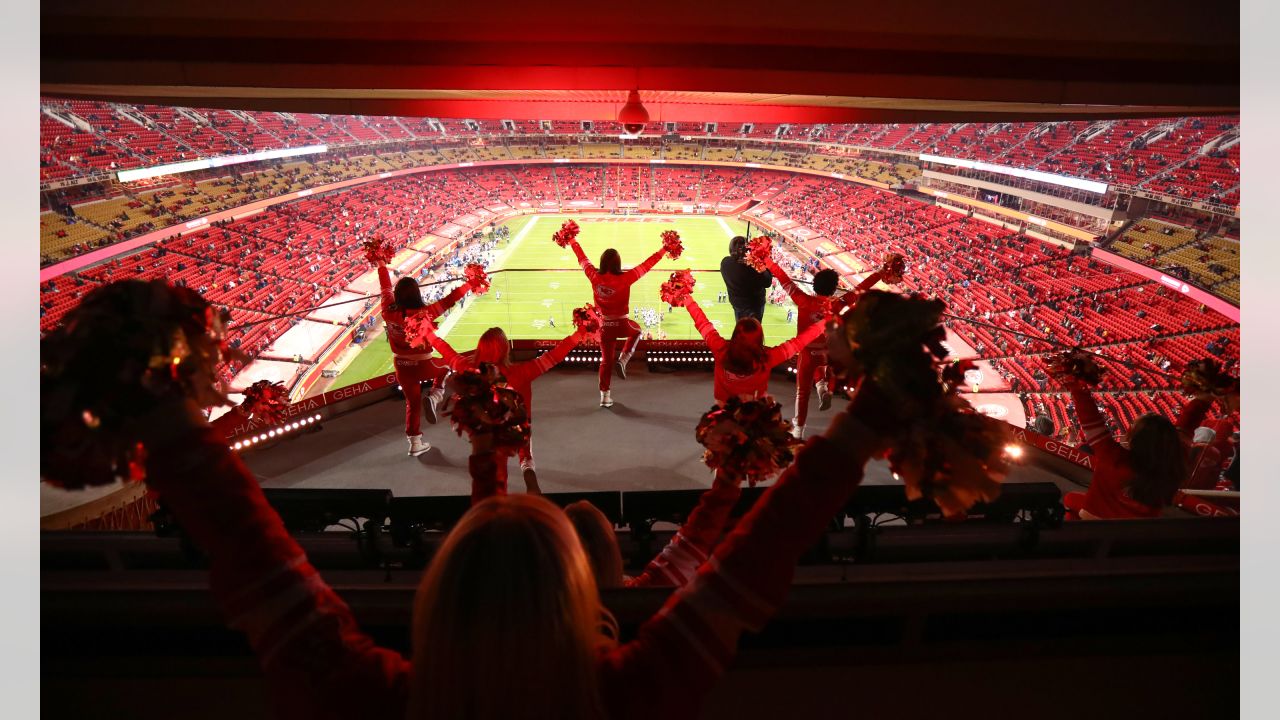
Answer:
xmin=417 ymin=322 xmax=583 ymax=500
xmin=139 ymin=398 xmax=881 ymax=720
xmin=1063 ymin=389 xmax=1218 ymax=519
xmin=568 ymin=240 xmax=666 ymax=393
xmin=626 ymin=471 xmax=741 ymax=588
xmin=685 ymin=298 xmax=827 ymax=405
xmin=377 ymin=264 xmax=471 ymax=437
xmin=1186 ymin=413 xmax=1238 ymax=491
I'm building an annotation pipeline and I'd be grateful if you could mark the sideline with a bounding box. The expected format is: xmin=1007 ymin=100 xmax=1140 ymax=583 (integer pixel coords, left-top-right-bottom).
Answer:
xmin=436 ymin=215 xmax=540 ymax=338
xmin=716 ymin=216 xmax=737 ymax=238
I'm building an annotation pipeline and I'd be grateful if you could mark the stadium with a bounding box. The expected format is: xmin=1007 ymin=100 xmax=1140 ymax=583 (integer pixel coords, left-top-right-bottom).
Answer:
xmin=37 ymin=2 xmax=1246 ymax=719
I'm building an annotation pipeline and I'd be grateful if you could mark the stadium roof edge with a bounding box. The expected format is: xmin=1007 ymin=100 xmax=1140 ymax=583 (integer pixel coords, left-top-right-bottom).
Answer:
xmin=40 ymin=0 xmax=1237 ymax=122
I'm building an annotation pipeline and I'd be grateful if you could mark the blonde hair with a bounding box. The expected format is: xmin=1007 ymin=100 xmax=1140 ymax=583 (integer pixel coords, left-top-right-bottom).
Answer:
xmin=409 ymin=494 xmax=615 ymax=720
xmin=474 ymin=327 xmax=511 ymax=366
xmin=564 ymin=501 xmax=625 ymax=589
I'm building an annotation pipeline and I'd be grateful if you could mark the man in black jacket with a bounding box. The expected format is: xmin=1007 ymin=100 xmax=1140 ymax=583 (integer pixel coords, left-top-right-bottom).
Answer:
xmin=720 ymin=236 xmax=773 ymax=321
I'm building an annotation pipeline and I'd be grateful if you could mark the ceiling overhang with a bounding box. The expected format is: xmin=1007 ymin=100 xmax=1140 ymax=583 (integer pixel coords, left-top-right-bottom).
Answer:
xmin=40 ymin=0 xmax=1239 ymax=122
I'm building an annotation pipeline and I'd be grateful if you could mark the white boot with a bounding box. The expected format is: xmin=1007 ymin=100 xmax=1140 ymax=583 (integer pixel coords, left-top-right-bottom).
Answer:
xmin=435 ymin=372 xmax=455 ymax=414
xmin=790 ymin=423 xmax=805 ymax=440
xmin=423 ymin=390 xmax=440 ymax=425
xmin=615 ymin=351 xmax=633 ymax=380
xmin=600 ymin=390 xmax=614 ymax=408
xmin=425 ymin=382 xmax=449 ymax=424
xmin=816 ymin=382 xmax=833 ymax=411
xmin=407 ymin=435 xmax=431 ymax=456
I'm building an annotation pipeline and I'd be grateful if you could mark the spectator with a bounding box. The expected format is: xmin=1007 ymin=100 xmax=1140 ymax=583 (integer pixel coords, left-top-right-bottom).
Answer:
xmin=120 ymin=362 xmax=891 ymax=720
xmin=720 ymin=236 xmax=773 ymax=321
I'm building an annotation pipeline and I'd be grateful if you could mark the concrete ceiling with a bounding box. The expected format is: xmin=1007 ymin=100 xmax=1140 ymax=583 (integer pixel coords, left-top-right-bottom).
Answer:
xmin=41 ymin=0 xmax=1239 ymax=122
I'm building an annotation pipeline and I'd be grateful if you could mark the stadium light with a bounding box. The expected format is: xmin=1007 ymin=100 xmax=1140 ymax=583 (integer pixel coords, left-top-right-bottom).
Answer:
xmin=919 ymin=154 xmax=1108 ymax=194
xmin=116 ymin=145 xmax=328 ymax=183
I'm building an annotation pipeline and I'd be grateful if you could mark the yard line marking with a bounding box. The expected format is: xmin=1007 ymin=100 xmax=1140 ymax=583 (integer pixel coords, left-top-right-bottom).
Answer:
xmin=438 ymin=216 xmax=538 ymax=338
xmin=716 ymin=217 xmax=734 ymax=237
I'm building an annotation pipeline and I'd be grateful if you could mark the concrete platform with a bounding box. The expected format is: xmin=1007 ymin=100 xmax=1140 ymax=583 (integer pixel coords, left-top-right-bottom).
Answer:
xmin=242 ymin=364 xmax=1078 ymax=498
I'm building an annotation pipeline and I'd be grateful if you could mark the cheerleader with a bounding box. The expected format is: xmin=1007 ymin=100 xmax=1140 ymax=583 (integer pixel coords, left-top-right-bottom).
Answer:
xmin=566 ymin=237 xmax=669 ymax=407
xmin=376 ymin=258 xmax=478 ymax=456
xmin=1055 ymin=379 xmax=1235 ymax=519
xmin=679 ymin=296 xmax=827 ymax=405
xmin=761 ymin=249 xmax=893 ymax=439
xmin=566 ymin=469 xmax=742 ymax=588
xmin=43 ymin=277 xmax=900 ymax=720
xmin=414 ymin=319 xmax=589 ymax=494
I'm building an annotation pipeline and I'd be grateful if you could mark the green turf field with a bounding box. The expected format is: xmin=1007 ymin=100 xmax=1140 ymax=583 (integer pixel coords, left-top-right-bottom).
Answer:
xmin=332 ymin=214 xmax=801 ymax=388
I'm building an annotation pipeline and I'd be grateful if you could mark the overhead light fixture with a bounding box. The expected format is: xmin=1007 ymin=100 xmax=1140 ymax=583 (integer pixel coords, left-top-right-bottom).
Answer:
xmin=618 ymin=89 xmax=649 ymax=138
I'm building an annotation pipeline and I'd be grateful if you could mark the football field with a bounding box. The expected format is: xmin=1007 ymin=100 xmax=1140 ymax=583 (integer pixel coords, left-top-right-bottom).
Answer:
xmin=333 ymin=214 xmax=802 ymax=387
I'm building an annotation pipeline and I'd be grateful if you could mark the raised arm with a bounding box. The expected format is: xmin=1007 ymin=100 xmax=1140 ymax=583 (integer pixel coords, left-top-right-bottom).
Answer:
xmin=601 ymin=408 xmax=884 ymax=718
xmin=376 ymin=264 xmax=395 ymax=312
xmin=829 ymin=270 xmax=884 ymax=315
xmin=684 ymin=299 xmax=725 ymax=353
xmin=764 ymin=254 xmax=809 ymax=306
xmin=423 ymin=280 xmax=471 ymax=322
xmin=622 ymin=246 xmax=667 ymax=285
xmin=765 ymin=319 xmax=828 ymax=367
xmin=1174 ymin=395 xmax=1215 ymax=439
xmin=1068 ymin=387 xmax=1121 ymax=458
xmin=627 ymin=471 xmax=742 ymax=588
xmin=504 ymin=329 xmax=586 ymax=385
xmin=413 ymin=317 xmax=467 ymax=371
xmin=853 ymin=269 xmax=884 ymax=293
xmin=142 ymin=405 xmax=409 ymax=719
xmin=570 ymin=240 xmax=599 ymax=283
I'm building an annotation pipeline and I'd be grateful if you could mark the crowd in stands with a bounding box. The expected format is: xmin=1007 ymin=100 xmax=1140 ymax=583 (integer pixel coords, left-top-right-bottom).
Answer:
xmin=1106 ymin=217 xmax=1240 ymax=295
xmin=41 ymin=98 xmax=1238 ymax=209
xmin=747 ymin=183 xmax=1240 ymax=434
xmin=38 ymin=116 xmax=1243 ymax=460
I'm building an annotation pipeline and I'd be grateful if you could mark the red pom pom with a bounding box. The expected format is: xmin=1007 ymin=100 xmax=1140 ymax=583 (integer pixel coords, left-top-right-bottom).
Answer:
xmin=1045 ymin=349 xmax=1106 ymax=388
xmin=941 ymin=359 xmax=980 ymax=393
xmin=879 ymin=253 xmax=907 ymax=284
xmin=661 ymin=229 xmax=684 ymax=260
xmin=660 ymin=269 xmax=697 ymax=306
xmin=696 ymin=396 xmax=800 ymax=487
xmin=552 ymin=219 xmax=581 ymax=248
xmin=362 ymin=238 xmax=396 ymax=266
xmin=744 ymin=237 xmax=772 ymax=272
xmin=464 ymin=264 xmax=490 ymax=295
xmin=241 ymin=380 xmax=289 ymax=424
xmin=572 ymin=304 xmax=603 ymax=334
xmin=1180 ymin=359 xmax=1237 ymax=396
xmin=402 ymin=312 xmax=434 ymax=349
xmin=448 ymin=364 xmax=531 ymax=453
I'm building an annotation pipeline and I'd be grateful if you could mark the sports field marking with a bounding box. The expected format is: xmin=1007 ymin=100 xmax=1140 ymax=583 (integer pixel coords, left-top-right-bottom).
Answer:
xmin=334 ymin=214 xmax=800 ymax=388
xmin=436 ymin=216 xmax=539 ymax=338
xmin=716 ymin=217 xmax=734 ymax=237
